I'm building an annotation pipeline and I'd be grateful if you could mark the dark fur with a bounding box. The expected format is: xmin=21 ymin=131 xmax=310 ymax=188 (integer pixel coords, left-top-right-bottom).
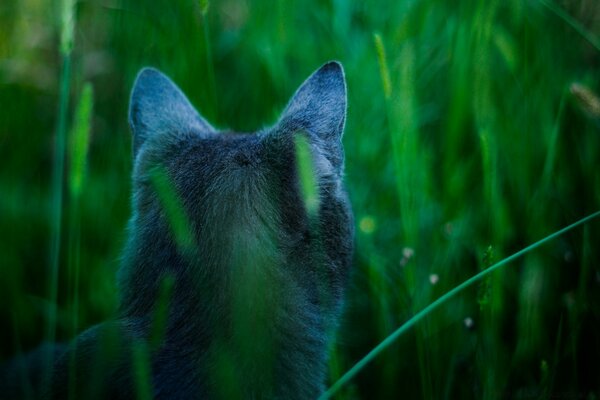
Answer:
xmin=2 ymin=62 xmax=353 ymax=399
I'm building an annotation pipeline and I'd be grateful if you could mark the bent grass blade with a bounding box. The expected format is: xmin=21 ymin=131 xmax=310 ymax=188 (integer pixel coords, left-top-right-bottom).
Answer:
xmin=320 ymin=210 xmax=600 ymax=400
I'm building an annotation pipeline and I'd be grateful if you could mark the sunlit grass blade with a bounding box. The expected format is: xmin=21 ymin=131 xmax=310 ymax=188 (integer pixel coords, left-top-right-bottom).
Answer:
xmin=69 ymin=83 xmax=93 ymax=198
xmin=60 ymin=0 xmax=75 ymax=55
xmin=199 ymin=0 xmax=209 ymax=15
xmin=294 ymin=133 xmax=320 ymax=219
xmin=373 ymin=33 xmax=391 ymax=100
xmin=319 ymin=210 xmax=600 ymax=400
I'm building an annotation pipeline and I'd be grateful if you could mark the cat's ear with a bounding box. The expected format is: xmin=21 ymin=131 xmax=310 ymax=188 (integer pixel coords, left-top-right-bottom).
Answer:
xmin=276 ymin=61 xmax=347 ymax=172
xmin=128 ymin=68 xmax=214 ymax=155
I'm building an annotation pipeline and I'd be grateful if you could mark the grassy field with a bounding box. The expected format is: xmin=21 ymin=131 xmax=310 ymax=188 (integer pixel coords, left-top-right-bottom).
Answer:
xmin=1 ymin=0 xmax=599 ymax=398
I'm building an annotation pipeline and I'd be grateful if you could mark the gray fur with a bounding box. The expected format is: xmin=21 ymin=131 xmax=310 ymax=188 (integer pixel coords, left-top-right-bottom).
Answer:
xmin=128 ymin=68 xmax=215 ymax=155
xmin=3 ymin=62 xmax=354 ymax=400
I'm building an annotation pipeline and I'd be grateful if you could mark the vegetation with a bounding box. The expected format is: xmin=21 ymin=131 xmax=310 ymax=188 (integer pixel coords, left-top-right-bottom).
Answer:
xmin=1 ymin=0 xmax=599 ymax=398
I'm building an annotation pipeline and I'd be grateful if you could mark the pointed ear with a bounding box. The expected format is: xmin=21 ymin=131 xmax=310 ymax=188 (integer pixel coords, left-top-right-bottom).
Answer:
xmin=276 ymin=61 xmax=347 ymax=171
xmin=128 ymin=68 xmax=214 ymax=155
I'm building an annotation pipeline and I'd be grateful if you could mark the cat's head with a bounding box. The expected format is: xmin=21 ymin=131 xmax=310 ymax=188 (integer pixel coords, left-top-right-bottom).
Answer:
xmin=128 ymin=62 xmax=347 ymax=172
xmin=121 ymin=62 xmax=353 ymax=320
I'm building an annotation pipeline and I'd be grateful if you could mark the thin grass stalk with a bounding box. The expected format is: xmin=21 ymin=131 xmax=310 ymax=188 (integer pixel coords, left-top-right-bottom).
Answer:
xmin=444 ymin=20 xmax=471 ymax=184
xmin=45 ymin=0 xmax=75 ymax=390
xmin=374 ymin=33 xmax=420 ymax=245
xmin=376 ymin=29 xmax=436 ymax=397
xmin=47 ymin=44 xmax=72 ymax=349
xmin=132 ymin=340 xmax=153 ymax=400
xmin=66 ymin=83 xmax=93 ymax=399
xmin=372 ymin=32 xmax=404 ymax=398
xmin=319 ymin=210 xmax=600 ymax=399
xmin=327 ymin=340 xmax=349 ymax=400
xmin=471 ymin=3 xmax=509 ymax=393
xmin=199 ymin=1 xmax=217 ymax=120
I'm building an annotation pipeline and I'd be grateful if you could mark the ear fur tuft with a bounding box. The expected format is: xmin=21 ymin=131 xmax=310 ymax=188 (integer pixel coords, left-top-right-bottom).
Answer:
xmin=275 ymin=61 xmax=347 ymax=172
xmin=128 ymin=68 xmax=214 ymax=155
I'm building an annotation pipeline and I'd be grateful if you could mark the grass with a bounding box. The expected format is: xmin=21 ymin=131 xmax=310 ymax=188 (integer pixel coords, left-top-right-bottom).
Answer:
xmin=320 ymin=210 xmax=600 ymax=399
xmin=66 ymin=81 xmax=93 ymax=400
xmin=0 ymin=0 xmax=599 ymax=398
xmin=45 ymin=0 xmax=76 ymax=392
xmin=294 ymin=133 xmax=321 ymax=219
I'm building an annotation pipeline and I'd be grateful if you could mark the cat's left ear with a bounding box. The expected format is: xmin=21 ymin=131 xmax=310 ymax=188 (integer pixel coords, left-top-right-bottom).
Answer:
xmin=128 ymin=68 xmax=214 ymax=156
xmin=276 ymin=61 xmax=347 ymax=172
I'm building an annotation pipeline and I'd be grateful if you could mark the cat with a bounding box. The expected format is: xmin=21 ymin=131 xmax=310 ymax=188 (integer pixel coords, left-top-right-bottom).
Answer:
xmin=3 ymin=61 xmax=354 ymax=399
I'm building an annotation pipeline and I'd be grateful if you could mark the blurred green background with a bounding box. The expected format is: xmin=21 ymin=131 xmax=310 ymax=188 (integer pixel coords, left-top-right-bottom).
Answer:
xmin=1 ymin=0 xmax=599 ymax=398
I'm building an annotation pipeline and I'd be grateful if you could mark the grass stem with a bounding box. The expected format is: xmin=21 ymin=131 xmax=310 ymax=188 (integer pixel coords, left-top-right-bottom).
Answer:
xmin=320 ymin=210 xmax=600 ymax=399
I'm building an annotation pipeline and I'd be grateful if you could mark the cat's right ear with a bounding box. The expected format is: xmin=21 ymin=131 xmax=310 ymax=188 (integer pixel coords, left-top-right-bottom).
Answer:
xmin=271 ymin=61 xmax=347 ymax=174
xmin=128 ymin=68 xmax=214 ymax=156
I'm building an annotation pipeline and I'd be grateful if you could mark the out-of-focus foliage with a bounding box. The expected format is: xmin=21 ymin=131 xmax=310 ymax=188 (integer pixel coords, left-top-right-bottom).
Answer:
xmin=1 ymin=0 xmax=599 ymax=398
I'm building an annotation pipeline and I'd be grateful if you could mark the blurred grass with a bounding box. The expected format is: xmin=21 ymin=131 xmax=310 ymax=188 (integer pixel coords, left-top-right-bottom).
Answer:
xmin=1 ymin=0 xmax=599 ymax=398
xmin=294 ymin=133 xmax=320 ymax=219
xmin=66 ymin=82 xmax=93 ymax=400
xmin=132 ymin=340 xmax=153 ymax=400
xmin=322 ymin=211 xmax=600 ymax=399
xmin=150 ymin=165 xmax=195 ymax=254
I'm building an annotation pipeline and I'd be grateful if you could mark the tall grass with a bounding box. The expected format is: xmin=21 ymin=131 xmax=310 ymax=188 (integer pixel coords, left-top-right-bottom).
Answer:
xmin=66 ymin=82 xmax=93 ymax=400
xmin=1 ymin=0 xmax=599 ymax=398
xmin=45 ymin=0 xmax=76 ymax=391
xmin=320 ymin=210 xmax=600 ymax=399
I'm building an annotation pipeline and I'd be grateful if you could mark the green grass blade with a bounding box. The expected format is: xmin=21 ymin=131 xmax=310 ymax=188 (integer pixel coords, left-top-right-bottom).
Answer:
xmin=373 ymin=33 xmax=392 ymax=100
xmin=132 ymin=340 xmax=153 ymax=400
xmin=69 ymin=83 xmax=94 ymax=198
xmin=149 ymin=274 xmax=175 ymax=351
xmin=199 ymin=0 xmax=209 ymax=15
xmin=150 ymin=166 xmax=195 ymax=254
xmin=66 ymin=83 xmax=93 ymax=400
xmin=320 ymin=210 xmax=600 ymax=400
xmin=60 ymin=0 xmax=75 ymax=55
xmin=294 ymin=134 xmax=320 ymax=218
xmin=45 ymin=0 xmax=76 ymax=390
